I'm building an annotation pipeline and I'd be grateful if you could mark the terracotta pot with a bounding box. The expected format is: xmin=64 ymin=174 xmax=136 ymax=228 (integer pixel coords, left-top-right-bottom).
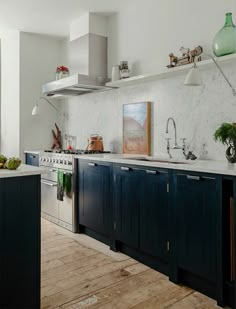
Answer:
xmin=87 ymin=134 xmax=104 ymax=151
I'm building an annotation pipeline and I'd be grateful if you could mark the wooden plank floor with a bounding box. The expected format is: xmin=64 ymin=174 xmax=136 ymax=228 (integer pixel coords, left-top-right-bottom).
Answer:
xmin=41 ymin=219 xmax=221 ymax=309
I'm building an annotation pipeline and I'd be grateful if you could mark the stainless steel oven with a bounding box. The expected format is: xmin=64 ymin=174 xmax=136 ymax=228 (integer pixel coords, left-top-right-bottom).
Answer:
xmin=39 ymin=149 xmax=110 ymax=232
xmin=40 ymin=152 xmax=75 ymax=232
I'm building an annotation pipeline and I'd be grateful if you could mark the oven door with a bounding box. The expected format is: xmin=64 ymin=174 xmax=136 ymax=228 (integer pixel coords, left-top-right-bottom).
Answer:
xmin=41 ymin=179 xmax=58 ymax=218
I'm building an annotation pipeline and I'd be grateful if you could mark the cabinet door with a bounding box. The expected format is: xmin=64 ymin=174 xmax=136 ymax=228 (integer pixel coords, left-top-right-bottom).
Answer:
xmin=114 ymin=165 xmax=140 ymax=249
xmin=139 ymin=169 xmax=169 ymax=261
xmin=0 ymin=176 xmax=40 ymax=308
xmin=25 ymin=153 xmax=39 ymax=166
xmin=58 ymin=195 xmax=73 ymax=225
xmin=79 ymin=161 xmax=111 ymax=237
xmin=174 ymin=173 xmax=219 ymax=283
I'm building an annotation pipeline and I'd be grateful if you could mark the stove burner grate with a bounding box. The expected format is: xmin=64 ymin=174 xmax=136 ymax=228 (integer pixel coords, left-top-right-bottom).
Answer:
xmin=43 ymin=149 xmax=110 ymax=155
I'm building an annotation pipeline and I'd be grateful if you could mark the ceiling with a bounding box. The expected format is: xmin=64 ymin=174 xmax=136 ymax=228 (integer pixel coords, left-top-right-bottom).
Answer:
xmin=0 ymin=0 xmax=129 ymax=37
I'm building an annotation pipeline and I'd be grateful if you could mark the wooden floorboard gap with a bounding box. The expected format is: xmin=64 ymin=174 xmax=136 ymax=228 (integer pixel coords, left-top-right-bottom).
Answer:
xmin=41 ymin=219 xmax=221 ymax=309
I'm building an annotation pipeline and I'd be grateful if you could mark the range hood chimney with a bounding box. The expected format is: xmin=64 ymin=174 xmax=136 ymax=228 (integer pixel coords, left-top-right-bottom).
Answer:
xmin=42 ymin=13 xmax=113 ymax=96
xmin=68 ymin=32 xmax=107 ymax=79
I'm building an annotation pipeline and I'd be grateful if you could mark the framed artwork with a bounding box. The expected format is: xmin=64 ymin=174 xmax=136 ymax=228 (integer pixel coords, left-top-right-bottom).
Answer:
xmin=123 ymin=102 xmax=151 ymax=155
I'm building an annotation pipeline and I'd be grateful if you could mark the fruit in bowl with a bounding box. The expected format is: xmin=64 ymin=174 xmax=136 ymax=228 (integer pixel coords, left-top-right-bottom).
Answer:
xmin=0 ymin=154 xmax=7 ymax=168
xmin=0 ymin=154 xmax=21 ymax=170
xmin=5 ymin=157 xmax=22 ymax=170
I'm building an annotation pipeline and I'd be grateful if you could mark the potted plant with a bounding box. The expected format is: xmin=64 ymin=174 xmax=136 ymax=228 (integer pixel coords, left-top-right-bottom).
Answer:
xmin=214 ymin=122 xmax=236 ymax=163
xmin=56 ymin=65 xmax=69 ymax=80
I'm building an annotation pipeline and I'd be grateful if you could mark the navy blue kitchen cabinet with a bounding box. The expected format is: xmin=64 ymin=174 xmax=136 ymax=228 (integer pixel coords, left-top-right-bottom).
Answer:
xmin=171 ymin=172 xmax=223 ymax=306
xmin=25 ymin=152 xmax=39 ymax=166
xmin=0 ymin=175 xmax=41 ymax=308
xmin=113 ymin=165 xmax=140 ymax=249
xmin=139 ymin=169 xmax=169 ymax=262
xmin=113 ymin=165 xmax=169 ymax=273
xmin=78 ymin=160 xmax=112 ymax=243
xmin=77 ymin=159 xmax=229 ymax=307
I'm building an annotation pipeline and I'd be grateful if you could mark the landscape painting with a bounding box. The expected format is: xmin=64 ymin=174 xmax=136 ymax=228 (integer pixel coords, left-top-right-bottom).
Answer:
xmin=123 ymin=102 xmax=151 ymax=155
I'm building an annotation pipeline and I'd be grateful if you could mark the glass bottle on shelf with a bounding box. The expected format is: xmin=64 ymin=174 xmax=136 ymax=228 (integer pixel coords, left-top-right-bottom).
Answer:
xmin=212 ymin=12 xmax=236 ymax=57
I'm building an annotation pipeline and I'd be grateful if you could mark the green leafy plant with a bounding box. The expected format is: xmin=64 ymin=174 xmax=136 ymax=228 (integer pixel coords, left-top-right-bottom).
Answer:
xmin=214 ymin=123 xmax=236 ymax=146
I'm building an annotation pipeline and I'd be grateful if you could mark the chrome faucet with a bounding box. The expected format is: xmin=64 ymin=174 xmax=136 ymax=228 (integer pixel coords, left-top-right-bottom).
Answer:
xmin=165 ymin=138 xmax=172 ymax=159
xmin=165 ymin=118 xmax=197 ymax=160
xmin=165 ymin=117 xmax=182 ymax=149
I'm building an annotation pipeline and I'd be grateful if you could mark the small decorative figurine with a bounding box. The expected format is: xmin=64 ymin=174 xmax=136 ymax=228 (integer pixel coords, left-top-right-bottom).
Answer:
xmin=120 ymin=61 xmax=130 ymax=79
xmin=51 ymin=123 xmax=62 ymax=149
xmin=167 ymin=46 xmax=203 ymax=68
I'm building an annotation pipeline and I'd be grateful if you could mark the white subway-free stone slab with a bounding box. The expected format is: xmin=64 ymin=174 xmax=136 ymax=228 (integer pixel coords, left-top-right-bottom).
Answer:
xmin=76 ymin=154 xmax=236 ymax=177
xmin=0 ymin=164 xmax=45 ymax=178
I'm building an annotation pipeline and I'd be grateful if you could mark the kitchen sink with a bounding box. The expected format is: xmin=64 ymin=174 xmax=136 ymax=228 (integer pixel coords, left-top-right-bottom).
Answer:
xmin=125 ymin=157 xmax=189 ymax=164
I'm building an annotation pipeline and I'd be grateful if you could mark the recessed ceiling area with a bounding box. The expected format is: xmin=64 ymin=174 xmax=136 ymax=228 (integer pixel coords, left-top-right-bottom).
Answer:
xmin=0 ymin=0 xmax=131 ymax=37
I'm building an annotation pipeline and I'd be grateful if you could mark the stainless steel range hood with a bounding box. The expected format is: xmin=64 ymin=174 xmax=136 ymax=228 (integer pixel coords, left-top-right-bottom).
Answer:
xmin=42 ymin=32 xmax=113 ymax=96
xmin=42 ymin=74 xmax=111 ymax=96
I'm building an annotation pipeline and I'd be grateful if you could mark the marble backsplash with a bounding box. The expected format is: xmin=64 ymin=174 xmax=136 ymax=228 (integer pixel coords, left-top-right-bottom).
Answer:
xmin=60 ymin=60 xmax=236 ymax=161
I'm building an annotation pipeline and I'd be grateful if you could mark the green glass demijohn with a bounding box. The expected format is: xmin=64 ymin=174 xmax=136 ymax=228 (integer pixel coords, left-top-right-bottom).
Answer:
xmin=212 ymin=12 xmax=236 ymax=57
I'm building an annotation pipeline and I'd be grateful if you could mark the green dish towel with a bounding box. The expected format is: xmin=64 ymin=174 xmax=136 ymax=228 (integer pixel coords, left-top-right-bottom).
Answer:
xmin=57 ymin=170 xmax=72 ymax=201
xmin=64 ymin=173 xmax=72 ymax=198
xmin=57 ymin=170 xmax=64 ymax=201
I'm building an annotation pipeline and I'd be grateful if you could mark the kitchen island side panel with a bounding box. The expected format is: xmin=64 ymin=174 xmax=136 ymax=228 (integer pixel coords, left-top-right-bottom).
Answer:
xmin=0 ymin=175 xmax=41 ymax=309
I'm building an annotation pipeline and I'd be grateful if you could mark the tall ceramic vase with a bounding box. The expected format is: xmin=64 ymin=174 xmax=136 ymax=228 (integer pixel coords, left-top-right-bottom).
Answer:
xmin=212 ymin=13 xmax=236 ymax=57
xmin=226 ymin=144 xmax=236 ymax=163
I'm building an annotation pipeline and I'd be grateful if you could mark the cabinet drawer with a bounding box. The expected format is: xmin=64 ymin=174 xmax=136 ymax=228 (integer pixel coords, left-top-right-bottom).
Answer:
xmin=26 ymin=153 xmax=39 ymax=167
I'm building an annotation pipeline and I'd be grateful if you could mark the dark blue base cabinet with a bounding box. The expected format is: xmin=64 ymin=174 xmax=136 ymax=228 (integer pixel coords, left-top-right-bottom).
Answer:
xmin=0 ymin=175 xmax=41 ymax=309
xmin=25 ymin=152 xmax=39 ymax=166
xmin=113 ymin=165 xmax=169 ymax=275
xmin=78 ymin=160 xmax=113 ymax=245
xmin=77 ymin=160 xmax=236 ymax=309
xmin=170 ymin=172 xmax=224 ymax=306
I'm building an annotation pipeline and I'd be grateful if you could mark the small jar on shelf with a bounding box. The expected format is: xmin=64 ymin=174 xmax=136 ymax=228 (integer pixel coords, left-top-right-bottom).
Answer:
xmin=120 ymin=61 xmax=130 ymax=79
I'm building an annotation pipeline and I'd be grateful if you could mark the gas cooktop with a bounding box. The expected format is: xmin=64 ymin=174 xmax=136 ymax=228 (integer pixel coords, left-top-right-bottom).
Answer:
xmin=43 ymin=149 xmax=110 ymax=155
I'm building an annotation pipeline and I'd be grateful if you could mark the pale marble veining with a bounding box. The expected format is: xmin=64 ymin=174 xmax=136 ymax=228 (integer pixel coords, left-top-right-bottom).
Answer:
xmin=60 ymin=60 xmax=236 ymax=162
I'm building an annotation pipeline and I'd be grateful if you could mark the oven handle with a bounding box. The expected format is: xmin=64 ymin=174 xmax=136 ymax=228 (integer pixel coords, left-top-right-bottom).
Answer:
xmin=41 ymin=180 xmax=57 ymax=187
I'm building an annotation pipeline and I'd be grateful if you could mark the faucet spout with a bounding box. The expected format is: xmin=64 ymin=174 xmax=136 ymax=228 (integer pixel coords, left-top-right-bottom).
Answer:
xmin=166 ymin=117 xmax=179 ymax=147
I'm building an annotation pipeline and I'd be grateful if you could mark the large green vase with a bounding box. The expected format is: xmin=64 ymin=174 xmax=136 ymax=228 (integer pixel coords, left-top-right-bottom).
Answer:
xmin=212 ymin=13 xmax=236 ymax=57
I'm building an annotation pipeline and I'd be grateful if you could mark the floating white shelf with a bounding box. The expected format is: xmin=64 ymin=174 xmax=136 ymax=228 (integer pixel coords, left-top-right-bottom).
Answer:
xmin=106 ymin=53 xmax=236 ymax=88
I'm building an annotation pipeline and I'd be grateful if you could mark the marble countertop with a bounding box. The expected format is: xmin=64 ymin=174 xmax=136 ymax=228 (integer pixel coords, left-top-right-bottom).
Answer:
xmin=0 ymin=164 xmax=45 ymax=178
xmin=24 ymin=150 xmax=41 ymax=154
xmin=75 ymin=154 xmax=236 ymax=176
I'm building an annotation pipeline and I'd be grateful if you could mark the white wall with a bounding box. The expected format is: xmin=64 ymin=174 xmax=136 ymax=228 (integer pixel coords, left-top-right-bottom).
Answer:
xmin=19 ymin=32 xmax=63 ymax=159
xmin=107 ymin=0 xmax=236 ymax=75
xmin=61 ymin=0 xmax=236 ymax=161
xmin=0 ymin=30 xmax=20 ymax=157
xmin=0 ymin=31 xmax=63 ymax=159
